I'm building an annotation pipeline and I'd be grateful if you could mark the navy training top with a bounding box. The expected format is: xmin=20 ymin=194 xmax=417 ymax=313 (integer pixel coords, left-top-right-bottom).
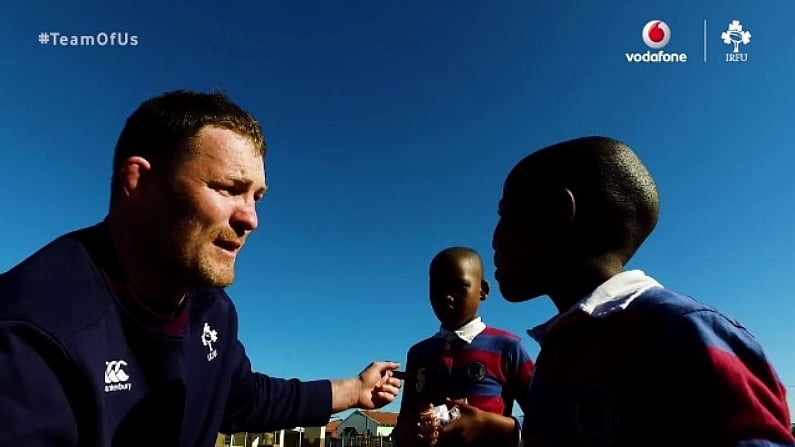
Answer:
xmin=0 ymin=222 xmax=332 ymax=446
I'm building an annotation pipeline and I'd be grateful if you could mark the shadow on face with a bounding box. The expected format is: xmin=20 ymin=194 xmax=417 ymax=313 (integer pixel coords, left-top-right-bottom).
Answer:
xmin=492 ymin=169 xmax=571 ymax=303
xmin=139 ymin=126 xmax=267 ymax=289
xmin=429 ymin=255 xmax=488 ymax=329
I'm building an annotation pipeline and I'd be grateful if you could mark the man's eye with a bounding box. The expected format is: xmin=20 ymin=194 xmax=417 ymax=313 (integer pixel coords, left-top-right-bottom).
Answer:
xmin=214 ymin=186 xmax=235 ymax=196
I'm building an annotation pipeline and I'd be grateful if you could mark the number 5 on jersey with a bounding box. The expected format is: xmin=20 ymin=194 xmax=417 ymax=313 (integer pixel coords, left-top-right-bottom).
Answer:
xmin=415 ymin=367 xmax=426 ymax=392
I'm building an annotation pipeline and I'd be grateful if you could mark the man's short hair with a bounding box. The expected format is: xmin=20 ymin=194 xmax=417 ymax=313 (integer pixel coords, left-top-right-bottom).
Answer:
xmin=110 ymin=89 xmax=265 ymax=204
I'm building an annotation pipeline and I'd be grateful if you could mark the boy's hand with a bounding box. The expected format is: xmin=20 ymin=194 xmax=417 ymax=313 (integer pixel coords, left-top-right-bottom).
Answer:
xmin=394 ymin=404 xmax=441 ymax=447
xmin=438 ymin=400 xmax=488 ymax=445
xmin=440 ymin=399 xmax=517 ymax=446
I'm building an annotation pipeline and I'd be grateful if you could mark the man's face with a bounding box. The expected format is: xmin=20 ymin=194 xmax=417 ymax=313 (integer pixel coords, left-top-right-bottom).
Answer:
xmin=492 ymin=175 xmax=559 ymax=302
xmin=429 ymin=257 xmax=486 ymax=329
xmin=146 ymin=125 xmax=266 ymax=288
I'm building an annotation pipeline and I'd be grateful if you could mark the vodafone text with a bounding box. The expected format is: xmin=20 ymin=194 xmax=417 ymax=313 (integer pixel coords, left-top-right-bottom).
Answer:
xmin=625 ymin=50 xmax=687 ymax=63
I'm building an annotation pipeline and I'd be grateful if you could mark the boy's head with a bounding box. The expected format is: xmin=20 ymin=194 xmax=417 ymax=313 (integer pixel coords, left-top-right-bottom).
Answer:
xmin=492 ymin=136 xmax=659 ymax=303
xmin=429 ymin=247 xmax=489 ymax=330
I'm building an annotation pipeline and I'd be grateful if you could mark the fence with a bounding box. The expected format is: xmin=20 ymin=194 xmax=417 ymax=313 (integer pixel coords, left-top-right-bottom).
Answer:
xmin=219 ymin=431 xmax=324 ymax=447
xmin=218 ymin=432 xmax=394 ymax=447
xmin=327 ymin=435 xmax=393 ymax=447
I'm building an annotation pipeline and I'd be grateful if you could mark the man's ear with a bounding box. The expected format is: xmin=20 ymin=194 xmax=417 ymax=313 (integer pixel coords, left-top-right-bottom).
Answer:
xmin=117 ymin=156 xmax=152 ymax=200
xmin=480 ymin=279 xmax=490 ymax=301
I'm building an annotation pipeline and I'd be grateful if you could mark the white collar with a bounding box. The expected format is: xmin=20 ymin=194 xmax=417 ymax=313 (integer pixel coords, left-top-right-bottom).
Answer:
xmin=528 ymin=270 xmax=662 ymax=343
xmin=436 ymin=317 xmax=486 ymax=344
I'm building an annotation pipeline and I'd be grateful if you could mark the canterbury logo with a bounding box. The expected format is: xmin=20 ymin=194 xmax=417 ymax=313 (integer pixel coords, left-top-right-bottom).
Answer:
xmin=104 ymin=360 xmax=129 ymax=384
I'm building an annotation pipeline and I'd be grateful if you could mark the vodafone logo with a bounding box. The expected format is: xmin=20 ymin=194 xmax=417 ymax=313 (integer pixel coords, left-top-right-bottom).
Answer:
xmin=626 ymin=19 xmax=687 ymax=64
xmin=642 ymin=20 xmax=670 ymax=49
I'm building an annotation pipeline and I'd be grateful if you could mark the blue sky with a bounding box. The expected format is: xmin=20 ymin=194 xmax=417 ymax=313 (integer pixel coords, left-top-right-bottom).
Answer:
xmin=2 ymin=0 xmax=793 ymax=421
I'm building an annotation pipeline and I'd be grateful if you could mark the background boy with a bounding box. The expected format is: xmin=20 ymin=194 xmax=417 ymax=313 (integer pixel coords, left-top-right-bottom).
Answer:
xmin=394 ymin=247 xmax=533 ymax=447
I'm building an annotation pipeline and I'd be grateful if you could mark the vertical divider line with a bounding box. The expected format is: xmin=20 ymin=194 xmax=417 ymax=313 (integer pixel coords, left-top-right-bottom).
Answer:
xmin=704 ymin=20 xmax=708 ymax=62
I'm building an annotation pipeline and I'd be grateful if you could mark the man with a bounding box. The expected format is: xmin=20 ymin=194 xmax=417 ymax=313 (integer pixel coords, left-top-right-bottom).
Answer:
xmin=0 ymin=90 xmax=401 ymax=447
xmin=482 ymin=136 xmax=792 ymax=446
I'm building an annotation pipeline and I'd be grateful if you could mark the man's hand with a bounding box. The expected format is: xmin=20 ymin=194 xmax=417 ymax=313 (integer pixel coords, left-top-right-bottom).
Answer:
xmin=356 ymin=361 xmax=402 ymax=409
xmin=439 ymin=399 xmax=517 ymax=446
xmin=331 ymin=361 xmax=402 ymax=412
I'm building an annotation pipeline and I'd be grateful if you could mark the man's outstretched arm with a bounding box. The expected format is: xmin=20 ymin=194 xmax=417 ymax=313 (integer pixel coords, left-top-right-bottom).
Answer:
xmin=222 ymin=339 xmax=401 ymax=434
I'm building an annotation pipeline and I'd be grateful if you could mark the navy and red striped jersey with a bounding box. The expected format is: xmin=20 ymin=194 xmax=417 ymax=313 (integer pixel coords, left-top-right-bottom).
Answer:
xmin=399 ymin=320 xmax=534 ymax=417
xmin=521 ymin=277 xmax=794 ymax=447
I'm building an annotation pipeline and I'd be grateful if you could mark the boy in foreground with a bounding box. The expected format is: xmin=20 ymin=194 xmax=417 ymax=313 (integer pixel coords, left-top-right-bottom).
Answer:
xmin=454 ymin=135 xmax=793 ymax=446
xmin=393 ymin=247 xmax=533 ymax=447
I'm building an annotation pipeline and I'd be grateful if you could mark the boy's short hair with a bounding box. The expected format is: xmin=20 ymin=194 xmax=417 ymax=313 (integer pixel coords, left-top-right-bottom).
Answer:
xmin=430 ymin=247 xmax=483 ymax=274
xmin=507 ymin=136 xmax=659 ymax=260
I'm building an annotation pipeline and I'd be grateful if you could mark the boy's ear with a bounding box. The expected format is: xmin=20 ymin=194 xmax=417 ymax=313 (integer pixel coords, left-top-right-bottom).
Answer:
xmin=480 ymin=279 xmax=490 ymax=300
xmin=559 ymin=187 xmax=576 ymax=225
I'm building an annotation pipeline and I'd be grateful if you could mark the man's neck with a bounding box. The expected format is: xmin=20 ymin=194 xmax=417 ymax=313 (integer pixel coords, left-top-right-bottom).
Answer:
xmin=139 ymin=294 xmax=186 ymax=317
xmin=106 ymin=214 xmax=188 ymax=308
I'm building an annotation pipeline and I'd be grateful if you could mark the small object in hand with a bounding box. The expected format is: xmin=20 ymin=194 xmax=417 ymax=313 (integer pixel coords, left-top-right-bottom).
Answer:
xmin=392 ymin=370 xmax=412 ymax=380
xmin=431 ymin=404 xmax=461 ymax=426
